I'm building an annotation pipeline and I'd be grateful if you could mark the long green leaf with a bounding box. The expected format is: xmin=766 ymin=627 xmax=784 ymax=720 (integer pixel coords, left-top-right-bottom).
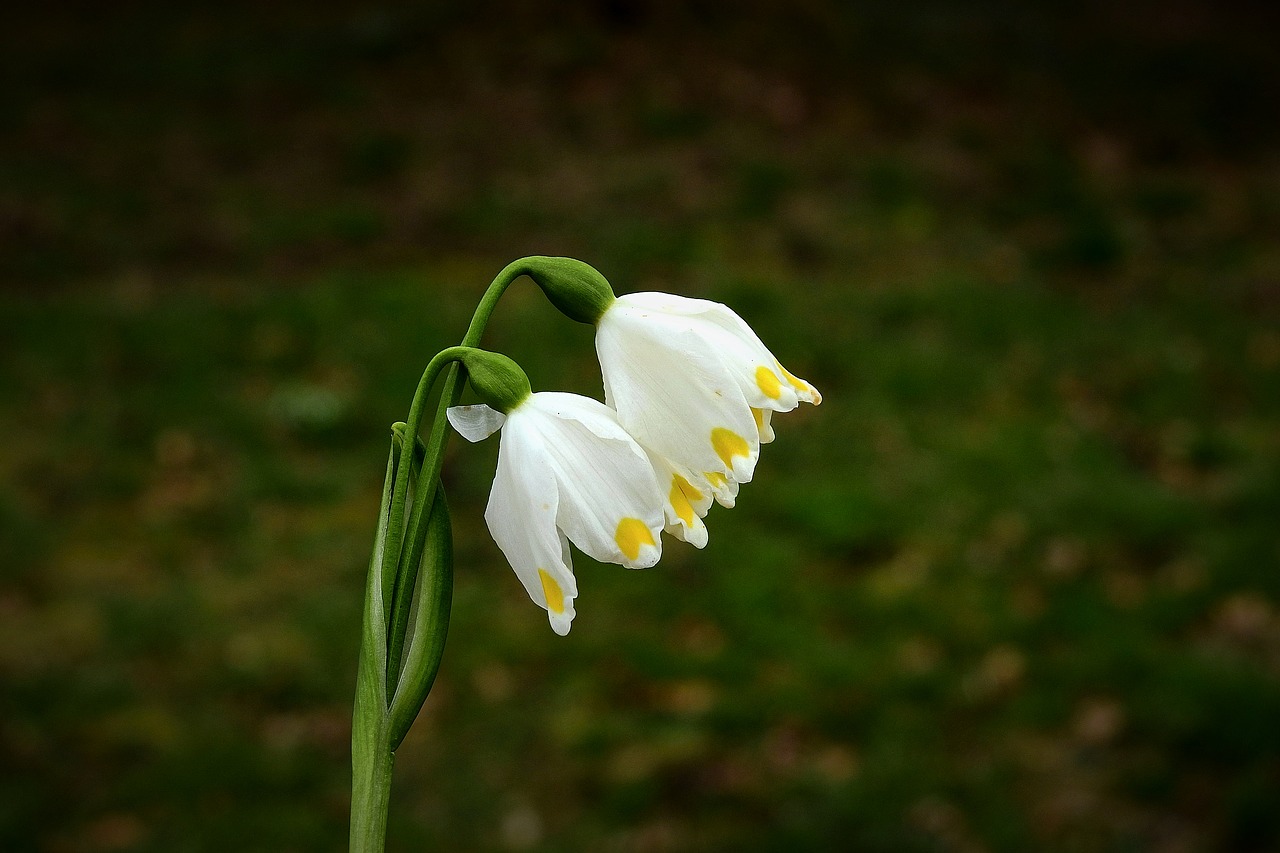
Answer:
xmin=388 ymin=482 xmax=454 ymax=750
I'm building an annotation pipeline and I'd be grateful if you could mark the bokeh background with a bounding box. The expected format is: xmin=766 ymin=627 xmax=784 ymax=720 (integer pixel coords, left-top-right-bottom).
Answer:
xmin=3 ymin=1 xmax=1279 ymax=850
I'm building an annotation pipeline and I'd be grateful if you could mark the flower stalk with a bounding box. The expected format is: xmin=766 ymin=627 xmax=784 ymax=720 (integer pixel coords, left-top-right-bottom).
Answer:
xmin=349 ymin=258 xmax=553 ymax=851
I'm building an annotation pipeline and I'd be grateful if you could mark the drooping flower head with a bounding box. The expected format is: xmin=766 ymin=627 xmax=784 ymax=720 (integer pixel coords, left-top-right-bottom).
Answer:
xmin=595 ymin=292 xmax=821 ymax=546
xmin=449 ymin=392 xmax=665 ymax=635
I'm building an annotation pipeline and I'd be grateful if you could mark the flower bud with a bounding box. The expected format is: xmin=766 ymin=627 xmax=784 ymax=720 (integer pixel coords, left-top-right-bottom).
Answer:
xmin=522 ymin=256 xmax=616 ymax=324
xmin=456 ymin=347 xmax=532 ymax=413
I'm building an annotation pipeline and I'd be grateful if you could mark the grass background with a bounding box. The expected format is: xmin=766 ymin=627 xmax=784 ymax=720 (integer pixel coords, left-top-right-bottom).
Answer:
xmin=2 ymin=1 xmax=1279 ymax=850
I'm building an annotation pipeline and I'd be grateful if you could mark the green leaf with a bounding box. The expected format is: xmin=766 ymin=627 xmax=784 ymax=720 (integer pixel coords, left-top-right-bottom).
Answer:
xmin=387 ymin=482 xmax=454 ymax=750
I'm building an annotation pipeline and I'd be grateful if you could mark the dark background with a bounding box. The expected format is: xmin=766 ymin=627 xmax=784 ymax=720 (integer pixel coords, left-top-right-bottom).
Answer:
xmin=3 ymin=1 xmax=1279 ymax=850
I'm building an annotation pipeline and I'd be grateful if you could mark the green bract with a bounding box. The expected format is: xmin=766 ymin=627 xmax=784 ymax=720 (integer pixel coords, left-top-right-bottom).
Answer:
xmin=523 ymin=255 xmax=616 ymax=324
xmin=456 ymin=347 xmax=532 ymax=413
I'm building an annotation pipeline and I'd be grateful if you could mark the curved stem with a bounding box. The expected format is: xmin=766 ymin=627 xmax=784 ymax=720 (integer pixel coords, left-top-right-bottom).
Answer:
xmin=379 ymin=346 xmax=467 ymax=689
xmin=384 ymin=258 xmax=533 ymax=687
xmin=379 ymin=344 xmax=473 ymax=591
xmin=352 ymin=258 xmax=539 ymax=852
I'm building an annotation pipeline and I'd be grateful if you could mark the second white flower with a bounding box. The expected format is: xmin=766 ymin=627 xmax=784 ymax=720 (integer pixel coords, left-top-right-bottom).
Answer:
xmin=449 ymin=392 xmax=665 ymax=635
xmin=595 ymin=291 xmax=821 ymax=547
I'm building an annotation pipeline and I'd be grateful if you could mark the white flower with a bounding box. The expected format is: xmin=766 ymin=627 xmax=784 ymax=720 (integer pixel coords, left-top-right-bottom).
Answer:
xmin=448 ymin=392 xmax=666 ymax=635
xmin=595 ymin=292 xmax=821 ymax=547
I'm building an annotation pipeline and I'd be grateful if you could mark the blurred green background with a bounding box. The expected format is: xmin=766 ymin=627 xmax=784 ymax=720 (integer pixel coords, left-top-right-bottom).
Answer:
xmin=3 ymin=1 xmax=1279 ymax=850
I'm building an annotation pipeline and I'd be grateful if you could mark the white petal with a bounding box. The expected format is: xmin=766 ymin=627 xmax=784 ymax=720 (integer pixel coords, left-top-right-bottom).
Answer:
xmin=752 ymin=406 xmax=776 ymax=444
xmin=526 ymin=391 xmax=642 ymax=446
xmin=447 ymin=404 xmax=507 ymax=443
xmin=523 ymin=393 xmax=665 ymax=569
xmin=485 ymin=413 xmax=578 ymax=633
xmin=676 ymin=302 xmax=802 ymax=411
xmin=613 ymin=291 xmax=722 ymax=318
xmin=598 ymin=305 xmax=760 ymax=488
xmin=646 ymin=450 xmax=710 ymax=548
xmin=615 ymin=293 xmax=822 ymax=410
xmin=775 ymin=361 xmax=822 ymax=406
xmin=707 ymin=472 xmax=740 ymax=508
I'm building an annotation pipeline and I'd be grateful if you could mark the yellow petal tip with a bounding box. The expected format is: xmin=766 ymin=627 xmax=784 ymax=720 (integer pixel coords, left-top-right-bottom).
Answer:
xmin=615 ymin=517 xmax=656 ymax=561
xmin=670 ymin=474 xmax=702 ymax=526
xmin=538 ymin=569 xmax=565 ymax=614
xmin=711 ymin=427 xmax=750 ymax=469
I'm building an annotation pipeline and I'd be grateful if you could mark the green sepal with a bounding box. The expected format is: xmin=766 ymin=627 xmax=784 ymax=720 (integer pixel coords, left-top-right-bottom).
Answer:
xmin=523 ymin=256 xmax=616 ymax=324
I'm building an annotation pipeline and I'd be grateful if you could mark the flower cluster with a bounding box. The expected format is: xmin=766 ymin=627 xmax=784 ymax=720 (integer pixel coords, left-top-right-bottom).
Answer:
xmin=450 ymin=274 xmax=821 ymax=635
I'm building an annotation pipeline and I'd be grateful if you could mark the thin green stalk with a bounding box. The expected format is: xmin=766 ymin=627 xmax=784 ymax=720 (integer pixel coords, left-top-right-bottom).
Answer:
xmin=379 ymin=346 xmax=469 ymax=636
xmin=352 ymin=257 xmax=538 ymax=851
xmin=381 ymin=346 xmax=469 ymax=689
xmin=394 ymin=257 xmax=531 ymax=570
xmin=384 ymin=258 xmax=533 ymax=682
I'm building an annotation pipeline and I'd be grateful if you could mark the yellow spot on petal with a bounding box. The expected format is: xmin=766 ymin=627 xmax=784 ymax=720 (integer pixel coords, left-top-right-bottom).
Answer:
xmin=677 ymin=474 xmax=704 ymax=502
xmin=670 ymin=474 xmax=702 ymax=526
xmin=780 ymin=363 xmax=821 ymax=404
xmin=704 ymin=471 xmax=728 ymax=489
xmin=711 ymin=427 xmax=750 ymax=469
xmin=755 ymin=365 xmax=783 ymax=399
xmin=670 ymin=485 xmax=694 ymax=526
xmin=538 ymin=569 xmax=565 ymax=614
xmin=615 ymin=517 xmax=656 ymax=561
xmin=751 ymin=407 xmax=765 ymax=432
xmin=779 ymin=363 xmax=807 ymax=389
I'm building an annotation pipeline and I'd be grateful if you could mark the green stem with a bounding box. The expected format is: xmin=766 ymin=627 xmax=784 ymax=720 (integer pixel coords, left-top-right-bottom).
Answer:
xmin=379 ymin=347 xmax=469 ymax=633
xmin=349 ymin=433 xmax=402 ymax=853
xmin=381 ymin=346 xmax=470 ymax=688
xmin=384 ymin=258 xmax=533 ymax=683
xmin=349 ymin=696 xmax=395 ymax=852
xmin=403 ymin=257 xmax=532 ymax=526
xmin=353 ymin=257 xmax=538 ymax=851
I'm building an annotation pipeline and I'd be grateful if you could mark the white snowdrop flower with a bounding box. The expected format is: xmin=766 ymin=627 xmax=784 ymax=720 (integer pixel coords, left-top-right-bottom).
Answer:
xmin=595 ymin=292 xmax=821 ymax=546
xmin=448 ymin=392 xmax=666 ymax=635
